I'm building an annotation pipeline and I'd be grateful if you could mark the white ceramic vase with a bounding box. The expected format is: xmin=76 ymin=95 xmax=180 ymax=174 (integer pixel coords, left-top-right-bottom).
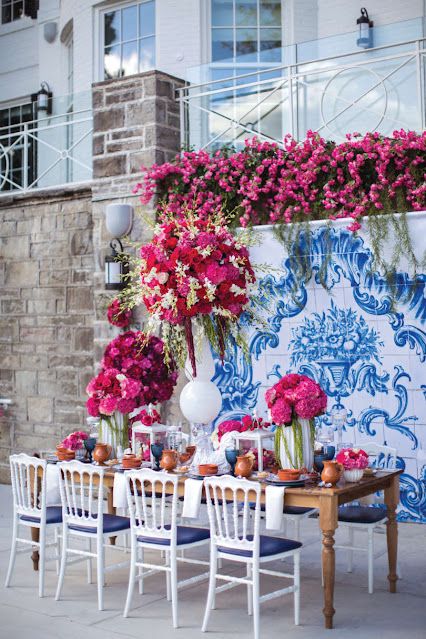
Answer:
xmin=276 ymin=418 xmax=314 ymax=471
xmin=343 ymin=468 xmax=364 ymax=482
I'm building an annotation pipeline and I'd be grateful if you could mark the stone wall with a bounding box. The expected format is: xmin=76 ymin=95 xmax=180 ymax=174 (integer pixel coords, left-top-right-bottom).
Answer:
xmin=0 ymin=187 xmax=94 ymax=482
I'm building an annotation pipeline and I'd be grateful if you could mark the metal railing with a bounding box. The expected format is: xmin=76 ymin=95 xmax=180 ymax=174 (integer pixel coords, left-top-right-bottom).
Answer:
xmin=177 ymin=35 xmax=426 ymax=150
xmin=0 ymin=93 xmax=92 ymax=196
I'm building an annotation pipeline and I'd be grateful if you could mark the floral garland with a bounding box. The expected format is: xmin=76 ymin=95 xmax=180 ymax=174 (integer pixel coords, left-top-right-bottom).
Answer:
xmin=130 ymin=210 xmax=256 ymax=376
xmin=265 ymin=373 xmax=327 ymax=469
xmin=133 ymin=130 xmax=426 ymax=233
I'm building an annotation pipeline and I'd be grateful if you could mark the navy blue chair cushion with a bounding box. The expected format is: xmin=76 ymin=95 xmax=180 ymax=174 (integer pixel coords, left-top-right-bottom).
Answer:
xmin=338 ymin=506 xmax=387 ymax=525
xmin=69 ymin=513 xmax=130 ymax=534
xmin=137 ymin=525 xmax=210 ymax=547
xmin=249 ymin=503 xmax=315 ymax=516
xmin=218 ymin=535 xmax=302 ymax=558
xmin=20 ymin=506 xmax=63 ymax=525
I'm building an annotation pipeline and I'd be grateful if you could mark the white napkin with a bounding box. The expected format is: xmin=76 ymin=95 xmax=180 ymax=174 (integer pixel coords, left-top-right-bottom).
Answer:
xmin=46 ymin=464 xmax=61 ymax=506
xmin=182 ymin=478 xmax=204 ymax=519
xmin=265 ymin=484 xmax=285 ymax=531
xmin=113 ymin=472 xmax=128 ymax=509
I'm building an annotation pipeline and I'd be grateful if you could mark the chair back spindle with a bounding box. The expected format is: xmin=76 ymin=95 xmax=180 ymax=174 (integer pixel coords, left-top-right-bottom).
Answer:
xmin=9 ymin=453 xmax=47 ymax=521
xmin=57 ymin=461 xmax=104 ymax=532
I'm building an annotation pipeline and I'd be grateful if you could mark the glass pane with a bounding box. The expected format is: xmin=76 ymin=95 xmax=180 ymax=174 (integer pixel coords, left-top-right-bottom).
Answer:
xmin=21 ymin=103 xmax=32 ymax=121
xmin=104 ymin=44 xmax=121 ymax=79
xmin=236 ymin=28 xmax=257 ymax=60
xmin=2 ymin=4 xmax=11 ymax=23
xmin=139 ymin=36 xmax=155 ymax=71
xmin=140 ymin=1 xmax=155 ymax=37
xmin=236 ymin=0 xmax=257 ymax=27
xmin=122 ymin=5 xmax=137 ymax=41
xmin=122 ymin=40 xmax=138 ymax=76
xmin=104 ymin=11 xmax=121 ymax=47
xmin=212 ymin=28 xmax=234 ymax=61
xmin=12 ymin=0 xmax=23 ymax=20
xmin=0 ymin=109 xmax=10 ymax=130
xmin=10 ymin=107 xmax=20 ymax=127
xmin=259 ymin=0 xmax=281 ymax=27
xmin=211 ymin=0 xmax=233 ymax=26
xmin=259 ymin=28 xmax=281 ymax=61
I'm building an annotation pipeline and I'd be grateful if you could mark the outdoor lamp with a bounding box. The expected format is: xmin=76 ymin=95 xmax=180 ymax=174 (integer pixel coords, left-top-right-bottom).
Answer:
xmin=35 ymin=82 xmax=52 ymax=115
xmin=105 ymin=203 xmax=133 ymax=237
xmin=356 ymin=8 xmax=373 ymax=49
xmin=105 ymin=239 xmax=129 ymax=290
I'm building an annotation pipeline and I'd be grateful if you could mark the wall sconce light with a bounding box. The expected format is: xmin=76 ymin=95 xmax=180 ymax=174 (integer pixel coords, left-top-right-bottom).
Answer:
xmin=32 ymin=82 xmax=53 ymax=115
xmin=105 ymin=239 xmax=129 ymax=290
xmin=105 ymin=203 xmax=133 ymax=237
xmin=43 ymin=22 xmax=58 ymax=44
xmin=357 ymin=8 xmax=373 ymax=49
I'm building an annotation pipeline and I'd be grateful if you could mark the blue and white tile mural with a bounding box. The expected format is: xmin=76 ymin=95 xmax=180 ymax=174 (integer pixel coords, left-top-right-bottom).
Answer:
xmin=213 ymin=214 xmax=426 ymax=523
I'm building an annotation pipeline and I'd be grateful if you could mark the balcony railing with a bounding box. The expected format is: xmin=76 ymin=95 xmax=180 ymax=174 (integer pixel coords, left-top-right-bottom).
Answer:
xmin=0 ymin=91 xmax=92 ymax=196
xmin=178 ymin=25 xmax=426 ymax=150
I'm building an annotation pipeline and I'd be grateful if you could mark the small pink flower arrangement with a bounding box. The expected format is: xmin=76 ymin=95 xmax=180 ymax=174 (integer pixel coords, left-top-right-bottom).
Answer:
xmin=265 ymin=373 xmax=327 ymax=425
xmin=336 ymin=448 xmax=369 ymax=470
xmin=136 ymin=408 xmax=161 ymax=426
xmin=216 ymin=414 xmax=270 ymax=442
xmin=245 ymin=447 xmax=276 ymax=471
xmin=61 ymin=431 xmax=89 ymax=451
xmin=107 ymin=298 xmax=132 ymax=328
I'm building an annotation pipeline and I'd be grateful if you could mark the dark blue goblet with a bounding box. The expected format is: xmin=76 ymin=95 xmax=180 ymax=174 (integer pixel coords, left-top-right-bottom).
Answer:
xmin=323 ymin=445 xmax=336 ymax=460
xmin=151 ymin=442 xmax=164 ymax=471
xmin=84 ymin=437 xmax=97 ymax=464
xmin=225 ymin=448 xmax=238 ymax=476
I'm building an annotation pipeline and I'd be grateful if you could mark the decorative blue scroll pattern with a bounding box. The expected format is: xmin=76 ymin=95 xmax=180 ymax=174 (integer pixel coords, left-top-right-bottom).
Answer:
xmin=213 ymin=226 xmax=426 ymax=523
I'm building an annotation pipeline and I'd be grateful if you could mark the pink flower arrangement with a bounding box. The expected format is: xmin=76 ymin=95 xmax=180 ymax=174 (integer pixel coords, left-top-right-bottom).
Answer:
xmin=86 ymin=331 xmax=177 ymax=419
xmin=245 ymin=447 xmax=276 ymax=471
xmin=135 ymin=408 xmax=161 ymax=426
xmin=265 ymin=374 xmax=327 ymax=426
xmin=61 ymin=431 xmax=89 ymax=451
xmin=138 ymin=211 xmax=255 ymax=375
xmin=216 ymin=414 xmax=270 ymax=442
xmin=107 ymin=298 xmax=132 ymax=328
xmin=336 ymin=448 xmax=369 ymax=470
xmin=133 ymin=130 xmax=426 ymax=232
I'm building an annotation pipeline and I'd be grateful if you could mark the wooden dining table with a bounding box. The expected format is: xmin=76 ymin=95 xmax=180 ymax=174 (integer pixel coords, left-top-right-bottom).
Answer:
xmin=31 ymin=466 xmax=401 ymax=630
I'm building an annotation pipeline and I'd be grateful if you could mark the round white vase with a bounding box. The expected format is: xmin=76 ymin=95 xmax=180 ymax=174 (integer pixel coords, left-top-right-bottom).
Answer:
xmin=276 ymin=418 xmax=314 ymax=471
xmin=343 ymin=468 xmax=364 ymax=482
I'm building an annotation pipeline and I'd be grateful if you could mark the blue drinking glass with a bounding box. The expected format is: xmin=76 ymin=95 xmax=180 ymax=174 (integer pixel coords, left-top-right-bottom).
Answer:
xmin=151 ymin=442 xmax=164 ymax=471
xmin=323 ymin=445 xmax=336 ymax=460
xmin=225 ymin=448 xmax=238 ymax=476
xmin=83 ymin=437 xmax=97 ymax=464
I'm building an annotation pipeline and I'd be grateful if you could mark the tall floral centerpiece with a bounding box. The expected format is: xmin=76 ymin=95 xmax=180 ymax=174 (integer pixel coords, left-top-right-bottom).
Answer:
xmin=86 ymin=331 xmax=177 ymax=455
xmin=266 ymin=374 xmax=327 ymax=470
xmin=135 ymin=210 xmax=256 ymax=428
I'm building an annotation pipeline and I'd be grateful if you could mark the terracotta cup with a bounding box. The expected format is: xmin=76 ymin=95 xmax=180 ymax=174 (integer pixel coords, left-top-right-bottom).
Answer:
xmin=56 ymin=445 xmax=75 ymax=462
xmin=160 ymin=449 xmax=178 ymax=472
xmin=234 ymin=455 xmax=254 ymax=478
xmin=321 ymin=460 xmax=344 ymax=486
xmin=278 ymin=468 xmax=300 ymax=481
xmin=93 ymin=443 xmax=112 ymax=465
xmin=199 ymin=464 xmax=218 ymax=476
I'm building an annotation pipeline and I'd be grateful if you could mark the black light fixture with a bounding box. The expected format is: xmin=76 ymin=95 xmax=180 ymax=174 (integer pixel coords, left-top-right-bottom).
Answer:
xmin=105 ymin=239 xmax=129 ymax=290
xmin=357 ymin=8 xmax=373 ymax=49
xmin=32 ymin=81 xmax=53 ymax=115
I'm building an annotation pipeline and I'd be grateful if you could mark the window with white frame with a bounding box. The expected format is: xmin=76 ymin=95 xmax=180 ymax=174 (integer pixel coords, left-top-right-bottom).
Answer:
xmin=211 ymin=0 xmax=282 ymax=64
xmin=0 ymin=101 xmax=36 ymax=191
xmin=1 ymin=0 xmax=38 ymax=24
xmin=100 ymin=0 xmax=155 ymax=80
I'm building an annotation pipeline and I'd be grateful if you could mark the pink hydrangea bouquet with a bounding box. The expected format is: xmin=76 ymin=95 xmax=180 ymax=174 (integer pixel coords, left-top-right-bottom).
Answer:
xmin=336 ymin=448 xmax=369 ymax=470
xmin=61 ymin=431 xmax=89 ymax=451
xmin=265 ymin=373 xmax=327 ymax=470
xmin=137 ymin=210 xmax=256 ymax=376
xmin=107 ymin=298 xmax=132 ymax=329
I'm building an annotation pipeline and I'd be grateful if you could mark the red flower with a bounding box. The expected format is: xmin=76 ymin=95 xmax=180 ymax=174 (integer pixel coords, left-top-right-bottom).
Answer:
xmin=107 ymin=298 xmax=132 ymax=328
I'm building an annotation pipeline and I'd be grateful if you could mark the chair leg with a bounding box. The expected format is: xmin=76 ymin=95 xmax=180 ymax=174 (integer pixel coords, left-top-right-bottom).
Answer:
xmin=347 ymin=527 xmax=354 ymax=573
xmin=38 ymin=524 xmax=46 ymax=598
xmin=97 ymin=534 xmax=104 ymax=611
xmin=55 ymin=525 xmax=68 ymax=601
xmin=294 ymin=551 xmax=300 ymax=626
xmin=170 ymin=548 xmax=178 ymax=629
xmin=368 ymin=527 xmax=374 ymax=594
xmin=166 ymin=550 xmax=171 ymax=601
xmin=247 ymin=562 xmax=253 ymax=615
xmin=294 ymin=518 xmax=300 ymax=542
xmin=202 ymin=546 xmax=217 ymax=632
xmin=252 ymin=563 xmax=260 ymax=639
xmin=5 ymin=516 xmax=18 ymax=588
xmin=138 ymin=546 xmax=144 ymax=595
xmin=123 ymin=538 xmax=137 ymax=618
xmin=87 ymin=537 xmax=92 ymax=584
xmin=54 ymin=526 xmax=60 ymax=576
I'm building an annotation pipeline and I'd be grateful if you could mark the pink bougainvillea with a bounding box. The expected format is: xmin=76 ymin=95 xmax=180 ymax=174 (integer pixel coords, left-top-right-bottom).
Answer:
xmin=133 ymin=130 xmax=426 ymax=232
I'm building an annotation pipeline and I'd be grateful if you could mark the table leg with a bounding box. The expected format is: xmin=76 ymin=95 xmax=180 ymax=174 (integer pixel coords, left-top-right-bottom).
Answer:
xmin=31 ymin=526 xmax=39 ymax=571
xmin=107 ymin=488 xmax=117 ymax=546
xmin=320 ymin=495 xmax=338 ymax=629
xmin=384 ymin=474 xmax=399 ymax=593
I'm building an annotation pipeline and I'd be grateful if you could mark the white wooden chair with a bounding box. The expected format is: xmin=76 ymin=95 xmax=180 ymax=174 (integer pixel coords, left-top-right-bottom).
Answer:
xmin=5 ymin=453 xmax=62 ymax=597
xmin=335 ymin=441 xmax=398 ymax=594
xmin=55 ymin=460 xmax=130 ymax=610
xmin=202 ymin=476 xmax=302 ymax=639
xmin=123 ymin=468 xmax=210 ymax=627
